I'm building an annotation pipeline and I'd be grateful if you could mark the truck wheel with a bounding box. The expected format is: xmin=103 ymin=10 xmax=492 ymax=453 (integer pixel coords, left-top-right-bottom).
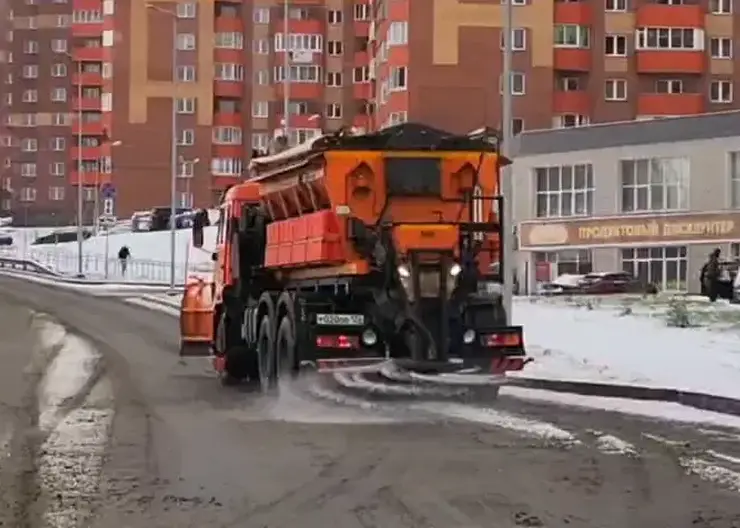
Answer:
xmin=217 ymin=314 xmax=248 ymax=386
xmin=256 ymin=315 xmax=276 ymax=391
xmin=275 ymin=316 xmax=296 ymax=380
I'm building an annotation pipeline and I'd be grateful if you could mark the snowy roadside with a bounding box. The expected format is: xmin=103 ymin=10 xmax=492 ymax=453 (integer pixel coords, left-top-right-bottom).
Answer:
xmin=511 ymin=301 xmax=740 ymax=400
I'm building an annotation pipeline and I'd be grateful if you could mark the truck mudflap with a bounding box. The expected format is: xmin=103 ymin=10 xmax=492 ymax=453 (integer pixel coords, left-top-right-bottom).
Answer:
xmin=179 ymin=276 xmax=215 ymax=357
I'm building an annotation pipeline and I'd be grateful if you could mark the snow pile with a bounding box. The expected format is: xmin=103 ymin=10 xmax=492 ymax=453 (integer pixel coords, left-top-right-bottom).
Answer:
xmin=511 ymin=301 xmax=740 ymax=400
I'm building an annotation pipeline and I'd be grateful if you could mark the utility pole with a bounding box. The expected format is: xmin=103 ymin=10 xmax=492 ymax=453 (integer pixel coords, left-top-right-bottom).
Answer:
xmin=501 ymin=0 xmax=514 ymax=323
xmin=283 ymin=0 xmax=290 ymax=143
xmin=75 ymin=59 xmax=84 ymax=277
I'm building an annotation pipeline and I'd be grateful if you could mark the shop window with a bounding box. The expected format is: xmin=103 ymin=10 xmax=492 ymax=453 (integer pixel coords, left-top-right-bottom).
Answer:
xmin=621 ymin=246 xmax=687 ymax=291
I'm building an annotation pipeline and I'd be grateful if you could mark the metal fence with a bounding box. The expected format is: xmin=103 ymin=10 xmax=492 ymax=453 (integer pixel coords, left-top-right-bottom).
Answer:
xmin=0 ymin=247 xmax=211 ymax=283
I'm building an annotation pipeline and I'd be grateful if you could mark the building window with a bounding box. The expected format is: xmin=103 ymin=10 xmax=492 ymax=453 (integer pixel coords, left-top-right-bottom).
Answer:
xmin=51 ymin=63 xmax=67 ymax=77
xmin=655 ymin=79 xmax=683 ymax=94
xmin=176 ymin=33 xmax=196 ymax=50
xmin=534 ymin=164 xmax=594 ymax=218
xmin=51 ymin=137 xmax=65 ymax=150
xmin=709 ymin=0 xmax=732 ymax=14
xmin=605 ymin=35 xmax=627 ymax=56
xmin=20 ymin=163 xmax=36 ymax=177
xmin=215 ymin=32 xmax=243 ymax=49
xmin=328 ymin=10 xmax=342 ymax=24
xmin=274 ymin=33 xmax=323 ymax=53
xmin=387 ymin=21 xmax=408 ymax=46
xmin=535 ymin=250 xmax=592 ymax=276
xmin=553 ymin=114 xmax=589 ymax=128
xmin=554 ymin=25 xmax=590 ymax=48
xmin=710 ymin=37 xmax=732 ymax=59
xmin=177 ymin=2 xmax=196 ymax=18
xmin=177 ymin=65 xmax=196 ymax=82
xmin=253 ymin=7 xmax=269 ymax=23
xmin=215 ymin=63 xmax=244 ymax=81
xmin=606 ymin=0 xmax=627 ymax=11
xmin=22 ymin=89 xmax=37 ymax=102
xmin=499 ymin=28 xmax=526 ymax=51
xmin=213 ymin=126 xmax=242 ymax=145
xmin=327 ymin=103 xmax=342 ymax=118
xmin=252 ymin=101 xmax=268 ymax=118
xmin=176 ymin=98 xmax=196 ymax=113
xmin=49 ymin=186 xmax=65 ymax=201
xmin=621 ymin=246 xmax=687 ymax=291
xmin=635 ymin=28 xmax=703 ymax=51
xmin=51 ymin=87 xmax=67 ymax=101
xmin=19 ymin=187 xmax=36 ymax=202
xmin=500 ymin=72 xmax=526 ymax=95
xmin=620 ymin=157 xmax=689 ymax=212
xmin=326 ymin=71 xmax=342 ymax=86
xmin=605 ymin=79 xmax=627 ymax=101
xmin=51 ymin=38 xmax=67 ymax=52
xmin=388 ymin=66 xmax=407 ymax=90
xmin=274 ymin=65 xmax=321 ymax=83
xmin=354 ymin=3 xmax=370 ymax=20
xmin=327 ymin=41 xmax=342 ymax=55
xmin=710 ymin=80 xmax=733 ymax=103
xmin=353 ymin=66 xmax=370 ymax=83
xmin=252 ymin=38 xmax=268 ymax=54
xmin=729 ymin=151 xmax=740 ymax=208
xmin=21 ymin=138 xmax=37 ymax=152
xmin=177 ymin=129 xmax=194 ymax=145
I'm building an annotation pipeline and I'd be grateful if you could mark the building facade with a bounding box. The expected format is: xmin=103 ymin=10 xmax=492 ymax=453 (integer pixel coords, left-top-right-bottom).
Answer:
xmin=1 ymin=0 xmax=374 ymax=224
xmin=370 ymin=0 xmax=740 ymax=135
xmin=512 ymin=111 xmax=740 ymax=293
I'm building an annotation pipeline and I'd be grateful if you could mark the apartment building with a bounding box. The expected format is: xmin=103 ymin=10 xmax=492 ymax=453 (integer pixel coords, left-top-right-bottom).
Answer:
xmin=1 ymin=0 xmax=374 ymax=224
xmin=369 ymin=0 xmax=740 ymax=135
xmin=512 ymin=111 xmax=740 ymax=294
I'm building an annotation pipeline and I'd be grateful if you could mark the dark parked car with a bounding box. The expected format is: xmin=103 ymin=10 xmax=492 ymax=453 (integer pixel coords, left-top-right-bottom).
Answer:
xmin=577 ymin=271 xmax=644 ymax=295
xmin=149 ymin=207 xmax=193 ymax=231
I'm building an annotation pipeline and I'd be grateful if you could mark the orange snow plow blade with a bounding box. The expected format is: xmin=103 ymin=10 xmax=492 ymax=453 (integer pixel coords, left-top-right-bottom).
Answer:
xmin=179 ymin=277 xmax=215 ymax=357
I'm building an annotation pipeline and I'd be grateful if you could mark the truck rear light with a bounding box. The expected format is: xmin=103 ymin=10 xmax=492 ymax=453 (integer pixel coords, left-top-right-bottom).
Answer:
xmin=315 ymin=335 xmax=359 ymax=349
xmin=483 ymin=333 xmax=522 ymax=347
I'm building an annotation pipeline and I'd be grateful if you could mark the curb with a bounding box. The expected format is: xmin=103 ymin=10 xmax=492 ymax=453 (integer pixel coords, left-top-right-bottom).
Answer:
xmin=0 ymin=268 xmax=183 ymax=290
xmin=508 ymin=376 xmax=740 ymax=418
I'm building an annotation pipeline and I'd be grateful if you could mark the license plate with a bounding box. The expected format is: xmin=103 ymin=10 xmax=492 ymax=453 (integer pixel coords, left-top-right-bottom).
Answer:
xmin=315 ymin=313 xmax=365 ymax=326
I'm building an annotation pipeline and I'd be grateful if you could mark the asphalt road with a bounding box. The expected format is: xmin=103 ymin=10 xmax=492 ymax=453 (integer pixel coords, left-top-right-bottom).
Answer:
xmin=1 ymin=275 xmax=740 ymax=528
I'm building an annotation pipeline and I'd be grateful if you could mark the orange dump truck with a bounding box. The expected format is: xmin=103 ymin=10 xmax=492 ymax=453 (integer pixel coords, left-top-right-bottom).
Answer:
xmin=181 ymin=123 xmax=530 ymax=386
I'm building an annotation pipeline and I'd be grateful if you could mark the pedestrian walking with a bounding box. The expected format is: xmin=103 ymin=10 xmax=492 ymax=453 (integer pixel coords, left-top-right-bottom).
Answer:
xmin=118 ymin=245 xmax=131 ymax=277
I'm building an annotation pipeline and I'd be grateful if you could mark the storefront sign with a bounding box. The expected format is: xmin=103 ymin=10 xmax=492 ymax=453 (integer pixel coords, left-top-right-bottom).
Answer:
xmin=519 ymin=211 xmax=740 ymax=249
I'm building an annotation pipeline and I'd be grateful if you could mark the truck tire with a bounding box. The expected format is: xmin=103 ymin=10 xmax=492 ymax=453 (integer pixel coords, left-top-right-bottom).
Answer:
xmin=275 ymin=316 xmax=297 ymax=379
xmin=256 ymin=315 xmax=276 ymax=391
xmin=217 ymin=314 xmax=249 ymax=386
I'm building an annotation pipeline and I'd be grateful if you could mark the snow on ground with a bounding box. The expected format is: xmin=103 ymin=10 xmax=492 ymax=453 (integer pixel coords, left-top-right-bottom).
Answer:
xmin=511 ymin=299 xmax=740 ymax=400
xmin=1 ymin=225 xmax=217 ymax=282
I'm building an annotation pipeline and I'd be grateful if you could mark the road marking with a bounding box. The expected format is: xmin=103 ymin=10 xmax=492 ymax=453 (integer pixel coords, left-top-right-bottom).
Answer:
xmin=412 ymin=402 xmax=580 ymax=445
xmin=124 ymin=297 xmax=180 ymax=317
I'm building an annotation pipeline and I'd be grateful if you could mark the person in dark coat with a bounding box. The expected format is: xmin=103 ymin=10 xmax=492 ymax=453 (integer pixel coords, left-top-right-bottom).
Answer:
xmin=118 ymin=245 xmax=131 ymax=276
xmin=703 ymin=248 xmax=722 ymax=302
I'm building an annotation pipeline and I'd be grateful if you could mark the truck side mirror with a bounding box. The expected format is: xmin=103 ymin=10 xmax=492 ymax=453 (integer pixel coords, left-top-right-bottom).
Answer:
xmin=192 ymin=222 xmax=204 ymax=248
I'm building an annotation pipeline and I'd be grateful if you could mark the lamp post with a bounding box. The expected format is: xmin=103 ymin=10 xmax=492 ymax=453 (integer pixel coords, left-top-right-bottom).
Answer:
xmin=178 ymin=156 xmax=200 ymax=208
xmin=501 ymin=0 xmax=515 ymax=323
xmin=74 ymin=58 xmax=84 ymax=277
xmin=146 ymin=3 xmax=178 ymax=290
xmin=283 ymin=0 xmax=290 ymax=143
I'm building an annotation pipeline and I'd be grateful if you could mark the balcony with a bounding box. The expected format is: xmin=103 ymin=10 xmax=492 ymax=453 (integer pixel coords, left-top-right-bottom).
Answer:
xmin=72 ymin=46 xmax=105 ymax=62
xmin=554 ymin=2 xmax=592 ymax=25
xmin=637 ymin=93 xmax=704 ymax=116
xmin=213 ymin=113 xmax=242 ymax=127
xmin=636 ymin=50 xmax=704 ymax=74
xmin=636 ymin=4 xmax=703 ymax=27
xmin=274 ymin=82 xmax=322 ymax=100
xmin=554 ymin=49 xmax=591 ymax=72
xmin=71 ymin=22 xmax=104 ymax=38
xmin=214 ymin=80 xmax=244 ymax=98
xmin=273 ymin=18 xmax=322 ymax=34
xmin=72 ymin=72 xmax=103 ymax=86
xmin=71 ymin=120 xmax=106 ymax=135
xmin=69 ymin=146 xmax=104 ymax=161
xmin=72 ymin=97 xmax=101 ymax=111
xmin=214 ymin=16 xmax=243 ymax=32
xmin=553 ymin=90 xmax=590 ymax=115
xmin=69 ymin=171 xmax=111 ymax=186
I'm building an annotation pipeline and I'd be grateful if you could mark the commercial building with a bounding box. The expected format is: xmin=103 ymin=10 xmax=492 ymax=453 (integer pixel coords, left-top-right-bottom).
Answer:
xmin=512 ymin=111 xmax=740 ymax=293
xmin=369 ymin=0 xmax=740 ymax=134
xmin=1 ymin=0 xmax=373 ymax=224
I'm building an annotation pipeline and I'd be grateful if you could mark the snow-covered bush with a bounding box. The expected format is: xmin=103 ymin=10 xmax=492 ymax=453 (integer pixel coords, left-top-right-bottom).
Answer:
xmin=665 ymin=296 xmax=695 ymax=328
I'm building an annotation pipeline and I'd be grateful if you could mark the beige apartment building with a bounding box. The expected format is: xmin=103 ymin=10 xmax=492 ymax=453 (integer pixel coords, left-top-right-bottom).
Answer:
xmin=512 ymin=111 xmax=740 ymax=293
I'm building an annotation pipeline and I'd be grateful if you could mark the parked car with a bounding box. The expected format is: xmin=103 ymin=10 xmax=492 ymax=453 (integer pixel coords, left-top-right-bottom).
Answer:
xmin=131 ymin=211 xmax=152 ymax=232
xmin=578 ymin=271 xmax=644 ymax=294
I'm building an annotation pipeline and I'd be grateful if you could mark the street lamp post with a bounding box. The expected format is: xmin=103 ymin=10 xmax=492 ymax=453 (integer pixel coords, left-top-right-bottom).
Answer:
xmin=75 ymin=58 xmax=84 ymax=277
xmin=501 ymin=0 xmax=515 ymax=323
xmin=146 ymin=3 xmax=179 ymax=290
xmin=283 ymin=0 xmax=290 ymax=143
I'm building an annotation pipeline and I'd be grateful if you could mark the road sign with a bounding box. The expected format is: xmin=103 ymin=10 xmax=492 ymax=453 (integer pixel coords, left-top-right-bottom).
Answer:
xmin=101 ymin=183 xmax=116 ymax=199
xmin=103 ymin=197 xmax=114 ymax=216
